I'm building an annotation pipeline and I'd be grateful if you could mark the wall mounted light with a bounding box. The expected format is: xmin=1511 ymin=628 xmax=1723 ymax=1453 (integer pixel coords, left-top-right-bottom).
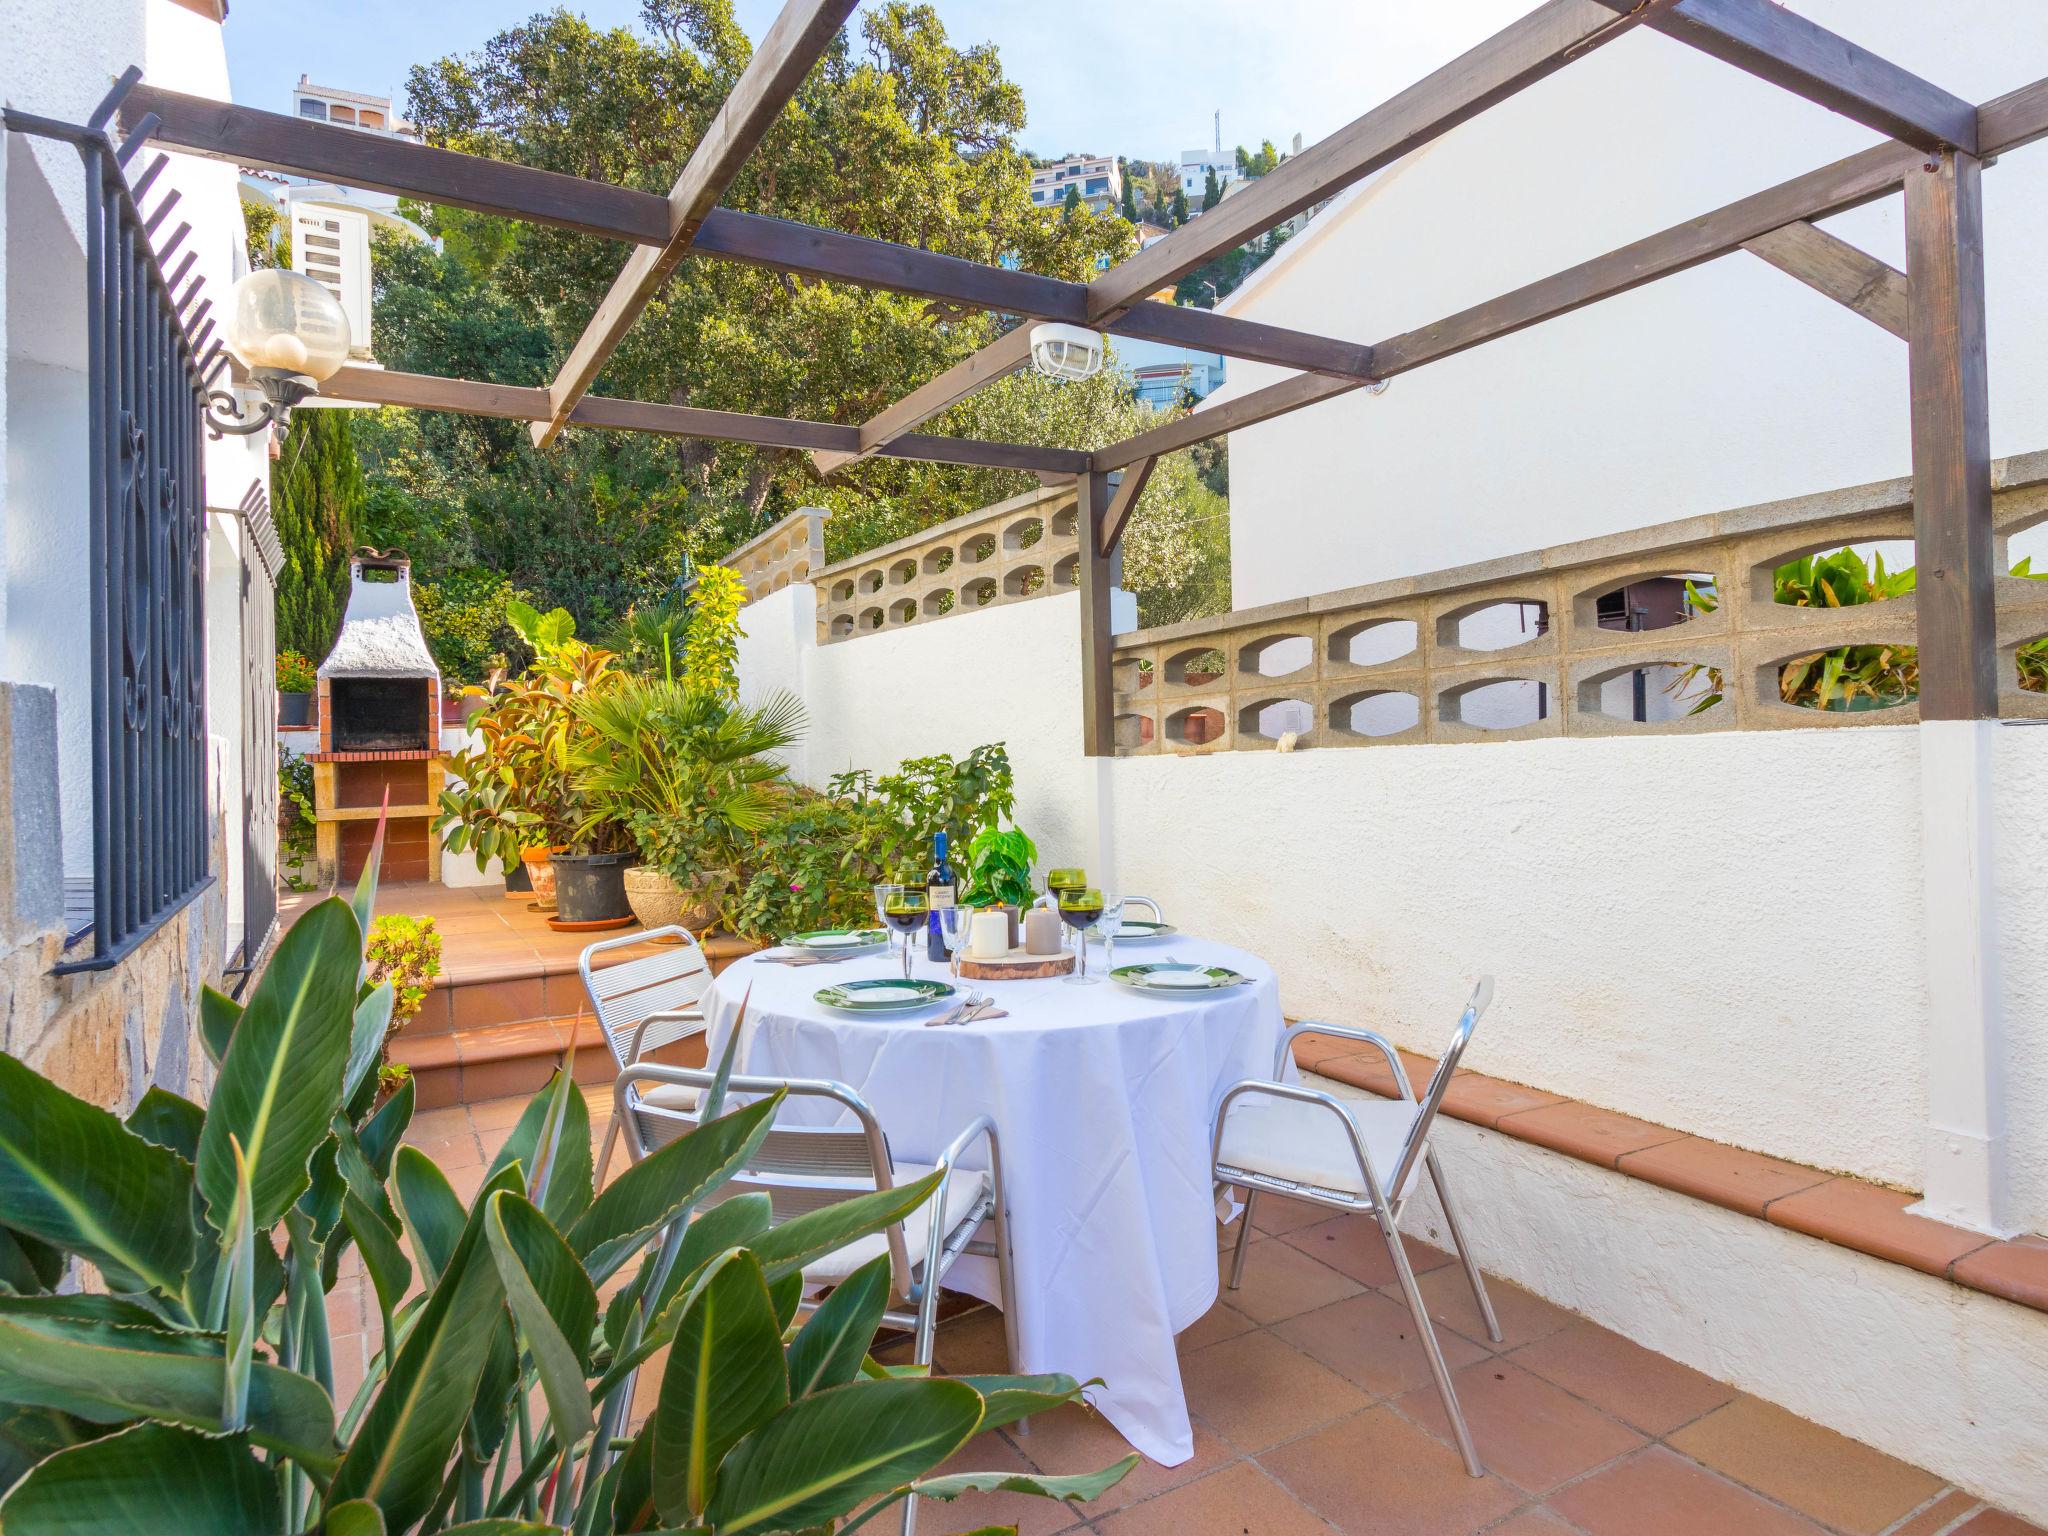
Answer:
xmin=205 ymin=268 xmax=352 ymax=436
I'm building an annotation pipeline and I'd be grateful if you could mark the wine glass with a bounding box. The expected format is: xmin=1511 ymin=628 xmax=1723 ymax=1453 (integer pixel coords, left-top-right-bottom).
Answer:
xmin=1095 ymin=893 xmax=1129 ymax=980
xmin=875 ymin=884 xmax=927 ymax=980
xmin=1058 ymin=886 xmax=1105 ymax=984
xmin=1047 ymin=867 xmax=1087 ymax=902
xmin=935 ymin=904 xmax=975 ymax=979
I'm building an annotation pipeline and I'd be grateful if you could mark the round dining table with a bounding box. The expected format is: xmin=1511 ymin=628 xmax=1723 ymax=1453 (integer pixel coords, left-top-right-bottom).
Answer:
xmin=699 ymin=932 xmax=1287 ymax=1466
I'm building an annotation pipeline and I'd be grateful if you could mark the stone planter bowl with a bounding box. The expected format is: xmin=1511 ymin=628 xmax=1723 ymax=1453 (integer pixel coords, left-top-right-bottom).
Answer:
xmin=622 ymin=866 xmax=721 ymax=939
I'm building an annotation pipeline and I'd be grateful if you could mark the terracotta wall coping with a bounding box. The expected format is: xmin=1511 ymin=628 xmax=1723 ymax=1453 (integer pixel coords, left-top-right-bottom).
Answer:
xmin=1293 ymin=1035 xmax=2048 ymax=1317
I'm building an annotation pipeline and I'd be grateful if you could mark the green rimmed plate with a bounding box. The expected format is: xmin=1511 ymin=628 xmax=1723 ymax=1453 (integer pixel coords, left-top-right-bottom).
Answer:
xmin=1110 ymin=962 xmax=1250 ymax=993
xmin=785 ymin=927 xmax=889 ymax=952
xmin=1093 ymin=919 xmax=1175 ymax=942
xmin=814 ymin=977 xmax=956 ymax=1013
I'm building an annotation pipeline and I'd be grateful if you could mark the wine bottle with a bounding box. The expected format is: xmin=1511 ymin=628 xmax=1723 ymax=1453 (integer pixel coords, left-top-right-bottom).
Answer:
xmin=924 ymin=829 xmax=956 ymax=961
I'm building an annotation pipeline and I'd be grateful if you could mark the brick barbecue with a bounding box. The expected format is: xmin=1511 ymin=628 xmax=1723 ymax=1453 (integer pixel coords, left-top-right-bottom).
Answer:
xmin=312 ymin=550 xmax=445 ymax=884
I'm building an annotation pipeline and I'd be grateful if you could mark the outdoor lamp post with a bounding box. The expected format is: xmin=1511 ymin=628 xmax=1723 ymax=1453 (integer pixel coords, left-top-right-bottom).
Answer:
xmin=204 ymin=267 xmax=352 ymax=436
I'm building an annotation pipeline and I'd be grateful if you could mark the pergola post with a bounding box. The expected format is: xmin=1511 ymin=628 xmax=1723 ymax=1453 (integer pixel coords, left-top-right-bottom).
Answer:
xmin=1903 ymin=149 xmax=2011 ymax=1236
xmin=1076 ymin=470 xmax=1119 ymax=758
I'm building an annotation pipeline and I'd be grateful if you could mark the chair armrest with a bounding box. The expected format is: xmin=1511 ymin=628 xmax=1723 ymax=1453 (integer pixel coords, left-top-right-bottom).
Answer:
xmin=1279 ymin=1021 xmax=1417 ymax=1100
xmin=918 ymin=1114 xmax=999 ymax=1283
xmin=624 ymin=1007 xmax=707 ymax=1064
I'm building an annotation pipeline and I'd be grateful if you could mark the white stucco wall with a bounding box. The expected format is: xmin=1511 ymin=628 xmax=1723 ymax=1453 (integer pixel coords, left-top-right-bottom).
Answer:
xmin=736 ymin=590 xmax=2048 ymax=1234
xmin=1213 ymin=2 xmax=2048 ymax=608
xmin=2 ymin=0 xmax=269 ymax=960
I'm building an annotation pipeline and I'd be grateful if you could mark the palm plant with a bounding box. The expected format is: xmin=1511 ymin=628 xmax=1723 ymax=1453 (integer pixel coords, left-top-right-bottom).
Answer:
xmin=597 ymin=601 xmax=692 ymax=680
xmin=569 ymin=678 xmax=804 ymax=888
xmin=0 ymin=827 xmax=1133 ymax=1533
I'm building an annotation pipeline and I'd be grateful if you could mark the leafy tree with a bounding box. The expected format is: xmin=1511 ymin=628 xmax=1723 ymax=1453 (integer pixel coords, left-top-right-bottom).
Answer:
xmin=1061 ymin=183 xmax=1082 ymax=216
xmin=1202 ymin=168 xmax=1221 ymax=211
xmin=272 ymin=409 xmax=363 ymax=661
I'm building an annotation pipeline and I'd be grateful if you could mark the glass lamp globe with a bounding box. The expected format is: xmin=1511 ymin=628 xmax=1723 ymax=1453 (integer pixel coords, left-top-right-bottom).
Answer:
xmin=225 ymin=268 xmax=351 ymax=382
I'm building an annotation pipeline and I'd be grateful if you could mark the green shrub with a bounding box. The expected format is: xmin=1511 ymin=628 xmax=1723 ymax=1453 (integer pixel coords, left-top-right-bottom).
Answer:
xmin=275 ymin=650 xmax=317 ymax=694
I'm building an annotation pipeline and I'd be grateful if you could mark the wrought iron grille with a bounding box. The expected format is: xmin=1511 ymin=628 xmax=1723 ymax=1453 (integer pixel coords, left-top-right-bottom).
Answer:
xmin=6 ymin=78 xmax=227 ymax=972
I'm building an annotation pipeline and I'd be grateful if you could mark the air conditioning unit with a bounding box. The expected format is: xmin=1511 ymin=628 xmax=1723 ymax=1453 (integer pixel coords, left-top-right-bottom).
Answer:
xmin=290 ymin=203 xmax=372 ymax=360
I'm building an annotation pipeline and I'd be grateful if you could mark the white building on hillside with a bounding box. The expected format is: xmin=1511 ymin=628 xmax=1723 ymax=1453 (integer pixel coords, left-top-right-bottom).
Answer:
xmin=1178 ymin=148 xmax=1232 ymax=201
xmin=1029 ymin=153 xmax=1120 ymax=213
xmin=1208 ymin=0 xmax=2048 ymax=612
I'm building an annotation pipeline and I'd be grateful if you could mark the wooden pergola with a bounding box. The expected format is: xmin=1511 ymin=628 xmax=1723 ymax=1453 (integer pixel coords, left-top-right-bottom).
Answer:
xmin=120 ymin=0 xmax=2044 ymax=759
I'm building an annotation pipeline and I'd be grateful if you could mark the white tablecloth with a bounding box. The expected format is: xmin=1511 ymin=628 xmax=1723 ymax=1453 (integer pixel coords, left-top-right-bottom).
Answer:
xmin=700 ymin=936 xmax=1286 ymax=1465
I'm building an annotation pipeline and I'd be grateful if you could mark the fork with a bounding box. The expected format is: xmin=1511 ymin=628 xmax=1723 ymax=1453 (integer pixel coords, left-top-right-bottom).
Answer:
xmin=927 ymin=991 xmax=988 ymax=1027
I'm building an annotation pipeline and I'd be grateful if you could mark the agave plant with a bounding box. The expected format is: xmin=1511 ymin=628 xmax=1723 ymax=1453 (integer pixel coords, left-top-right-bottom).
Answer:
xmin=0 ymin=831 xmax=1132 ymax=1533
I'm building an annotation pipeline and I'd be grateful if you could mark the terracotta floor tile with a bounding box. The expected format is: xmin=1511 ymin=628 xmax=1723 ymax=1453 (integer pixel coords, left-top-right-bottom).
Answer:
xmin=1273 ymin=1291 xmax=1489 ymax=1399
xmin=453 ymin=1019 xmax=563 ymax=1063
xmin=1394 ymin=1360 xmax=1643 ymax=1495
xmin=1220 ymin=1238 xmax=1364 ymax=1325
xmin=403 ymin=1127 xmax=483 ymax=1171
xmin=1890 ymin=1491 xmax=1984 ymax=1536
xmin=1098 ymin=1461 xmax=1336 ymax=1536
xmin=1492 ymin=1102 xmax=1686 ymax=1169
xmin=404 ymin=1105 xmax=476 ymax=1141
xmin=1614 ymin=1137 xmax=1829 ymax=1217
xmin=1280 ymin=1212 xmax=1453 ymax=1288
xmin=930 ymin=1303 xmax=1019 ymax=1377
xmin=1176 ymin=1301 xmax=1257 ymax=1353
xmin=1251 ymin=1193 xmax=1336 ymax=1236
xmin=460 ymin=1055 xmax=560 ymax=1104
xmin=1008 ymin=1402 xmax=1233 ymax=1517
xmin=1179 ymin=1330 xmax=1368 ymax=1453
xmin=1482 ymin=1512 xmax=1581 ymax=1535
xmin=1762 ymin=1179 xmax=1994 ymax=1278
xmin=1402 ymin=1265 xmax=1575 ymax=1353
xmin=1667 ymin=1396 xmax=1944 ymax=1535
xmin=464 ymin=1094 xmax=532 ymax=1132
xmin=1550 ymin=1448 xmax=1828 ymax=1536
xmin=1954 ymin=1509 xmax=2048 ymax=1535
xmin=1508 ymin=1320 xmax=1734 ymax=1436
xmin=1259 ymin=1404 xmax=1521 ymax=1536
xmin=923 ymin=1430 xmax=1093 ymax=1536
xmin=1950 ymin=1234 xmax=2048 ymax=1311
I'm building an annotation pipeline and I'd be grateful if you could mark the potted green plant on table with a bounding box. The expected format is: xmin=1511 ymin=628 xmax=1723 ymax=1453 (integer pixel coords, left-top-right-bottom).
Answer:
xmin=571 ymin=677 xmax=804 ymax=937
xmin=276 ymin=648 xmax=317 ymax=728
xmin=962 ymin=824 xmax=1039 ymax=949
xmin=0 ymin=826 xmax=1134 ymax=1534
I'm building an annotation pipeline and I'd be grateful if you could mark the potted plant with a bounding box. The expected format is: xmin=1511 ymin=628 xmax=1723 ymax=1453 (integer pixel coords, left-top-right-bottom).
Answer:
xmin=570 ymin=675 xmax=804 ymax=934
xmin=962 ymin=824 xmax=1038 ymax=949
xmin=276 ymin=648 xmax=317 ymax=727
xmin=432 ymin=749 xmax=534 ymax=895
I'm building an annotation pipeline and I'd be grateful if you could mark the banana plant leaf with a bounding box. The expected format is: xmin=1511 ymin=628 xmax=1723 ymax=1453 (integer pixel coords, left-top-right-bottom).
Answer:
xmin=911 ymin=1457 xmax=1139 ymax=1505
xmin=483 ymin=1190 xmax=598 ymax=1444
xmin=0 ymin=1054 xmax=196 ymax=1299
xmin=0 ymin=1422 xmax=282 ymax=1536
xmin=651 ymin=1250 xmax=789 ymax=1525
xmin=784 ymin=1255 xmax=890 ymax=1399
xmin=197 ymin=897 xmax=360 ymax=1235
xmin=701 ymin=1376 xmax=984 ymax=1535
xmin=486 ymin=1073 xmax=593 ymax=1232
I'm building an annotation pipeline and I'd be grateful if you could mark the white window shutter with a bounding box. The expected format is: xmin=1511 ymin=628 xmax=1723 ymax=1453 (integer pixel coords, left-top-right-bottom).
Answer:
xmin=290 ymin=205 xmax=372 ymax=359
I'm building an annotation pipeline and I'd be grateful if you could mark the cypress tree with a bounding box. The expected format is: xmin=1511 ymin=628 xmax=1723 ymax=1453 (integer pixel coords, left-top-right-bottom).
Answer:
xmin=272 ymin=408 xmax=364 ymax=661
xmin=1120 ymin=177 xmax=1139 ymax=223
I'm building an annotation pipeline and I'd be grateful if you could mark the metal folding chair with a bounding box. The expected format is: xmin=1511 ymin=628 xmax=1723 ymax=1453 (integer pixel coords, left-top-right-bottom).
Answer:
xmin=613 ymin=1061 xmax=1022 ymax=1536
xmin=1211 ymin=977 xmax=1501 ymax=1477
xmin=581 ymin=927 xmax=715 ymax=1178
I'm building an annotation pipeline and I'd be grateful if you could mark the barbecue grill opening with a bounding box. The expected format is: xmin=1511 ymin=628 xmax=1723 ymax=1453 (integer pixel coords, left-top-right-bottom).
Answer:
xmin=329 ymin=677 xmax=431 ymax=752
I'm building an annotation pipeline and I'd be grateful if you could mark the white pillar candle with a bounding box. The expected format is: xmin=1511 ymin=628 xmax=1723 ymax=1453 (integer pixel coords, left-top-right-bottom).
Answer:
xmin=968 ymin=909 xmax=1010 ymax=960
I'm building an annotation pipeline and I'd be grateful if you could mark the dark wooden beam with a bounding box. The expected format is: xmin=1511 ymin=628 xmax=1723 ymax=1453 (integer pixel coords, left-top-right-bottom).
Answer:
xmin=813 ymin=327 xmax=1037 ymax=474
xmin=1094 ymin=372 xmax=1363 ymax=471
xmin=1600 ymin=0 xmax=1978 ymax=155
xmin=532 ymin=0 xmax=857 ymax=448
xmin=122 ymin=85 xmax=671 ymax=242
xmin=1904 ymin=152 xmax=1997 ymax=719
xmin=1098 ymin=459 xmax=1158 ymax=556
xmin=1741 ymin=221 xmax=1909 ymax=338
xmin=1076 ymin=470 xmax=1119 ymax=757
xmin=110 ymin=87 xmax=1373 ymax=386
xmin=321 ymin=364 xmax=1086 ymax=472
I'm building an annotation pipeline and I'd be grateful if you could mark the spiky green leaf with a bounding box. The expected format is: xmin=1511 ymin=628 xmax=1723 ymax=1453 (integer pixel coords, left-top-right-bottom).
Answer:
xmin=0 ymin=1422 xmax=281 ymax=1536
xmin=651 ymin=1250 xmax=789 ymax=1523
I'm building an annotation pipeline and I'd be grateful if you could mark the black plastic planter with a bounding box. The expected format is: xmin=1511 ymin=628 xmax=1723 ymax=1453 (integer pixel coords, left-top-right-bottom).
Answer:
xmin=278 ymin=691 xmax=314 ymax=728
xmin=551 ymin=852 xmax=633 ymax=923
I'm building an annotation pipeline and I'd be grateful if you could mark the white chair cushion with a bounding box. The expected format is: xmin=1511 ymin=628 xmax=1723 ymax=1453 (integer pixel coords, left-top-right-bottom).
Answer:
xmin=1216 ymin=1092 xmax=1424 ymax=1202
xmin=802 ymin=1163 xmax=991 ymax=1283
xmin=632 ymin=1081 xmax=703 ymax=1113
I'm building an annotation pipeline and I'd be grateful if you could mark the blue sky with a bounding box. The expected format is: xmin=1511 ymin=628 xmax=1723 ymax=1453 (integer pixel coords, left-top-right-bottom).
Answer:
xmin=220 ymin=0 xmax=1536 ymax=164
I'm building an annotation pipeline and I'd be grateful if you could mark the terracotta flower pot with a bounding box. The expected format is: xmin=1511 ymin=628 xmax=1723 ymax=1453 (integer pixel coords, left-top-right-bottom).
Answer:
xmin=622 ymin=866 xmax=721 ymax=939
xmin=519 ymin=844 xmax=561 ymax=907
